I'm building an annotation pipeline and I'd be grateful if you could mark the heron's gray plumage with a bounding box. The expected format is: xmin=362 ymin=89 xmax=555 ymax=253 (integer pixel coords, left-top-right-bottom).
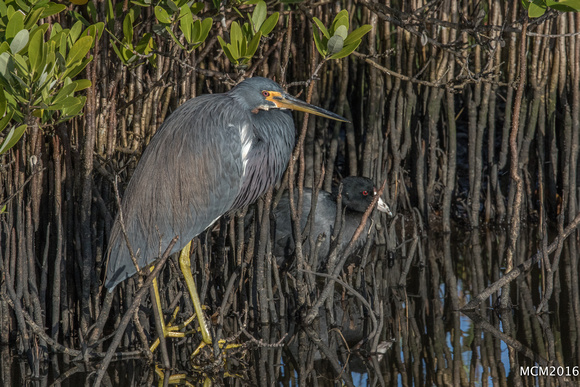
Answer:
xmin=105 ymin=77 xmax=295 ymax=289
xmin=230 ymin=106 xmax=294 ymax=210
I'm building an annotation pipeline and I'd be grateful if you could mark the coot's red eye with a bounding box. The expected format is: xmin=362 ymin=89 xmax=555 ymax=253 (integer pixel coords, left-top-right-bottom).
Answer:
xmin=362 ymin=190 xmax=369 ymax=196
xmin=262 ymin=91 xmax=270 ymax=97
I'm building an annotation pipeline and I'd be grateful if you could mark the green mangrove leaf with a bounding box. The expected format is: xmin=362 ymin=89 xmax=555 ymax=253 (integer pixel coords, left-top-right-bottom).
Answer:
xmin=0 ymin=124 xmax=26 ymax=155
xmin=312 ymin=28 xmax=326 ymax=56
xmin=6 ymin=10 xmax=24 ymax=40
xmin=10 ymin=29 xmax=29 ymax=54
xmin=344 ymin=24 xmax=372 ymax=46
xmin=327 ymin=35 xmax=344 ymax=55
xmin=251 ymin=1 xmax=266 ymax=32
xmin=260 ymin=12 xmax=278 ymax=35
xmin=66 ymin=35 xmax=94 ymax=66
xmin=334 ymin=25 xmax=348 ymax=39
xmin=329 ymin=39 xmax=361 ymax=59
xmin=154 ymin=6 xmax=171 ymax=24
xmin=312 ymin=17 xmax=329 ymax=39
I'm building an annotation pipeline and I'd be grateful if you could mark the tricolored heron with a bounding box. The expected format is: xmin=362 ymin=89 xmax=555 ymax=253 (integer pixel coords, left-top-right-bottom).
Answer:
xmin=272 ymin=176 xmax=391 ymax=268
xmin=105 ymin=77 xmax=347 ymax=351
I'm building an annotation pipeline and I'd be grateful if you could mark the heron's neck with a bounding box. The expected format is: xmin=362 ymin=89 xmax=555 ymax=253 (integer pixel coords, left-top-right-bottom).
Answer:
xmin=229 ymin=109 xmax=295 ymax=211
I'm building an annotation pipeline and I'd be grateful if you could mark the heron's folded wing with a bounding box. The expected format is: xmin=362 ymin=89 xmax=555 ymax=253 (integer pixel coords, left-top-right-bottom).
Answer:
xmin=105 ymin=95 xmax=247 ymax=289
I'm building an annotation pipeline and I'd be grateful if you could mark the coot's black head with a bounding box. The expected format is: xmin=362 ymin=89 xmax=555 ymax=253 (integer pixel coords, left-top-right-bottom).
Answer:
xmin=339 ymin=177 xmax=391 ymax=215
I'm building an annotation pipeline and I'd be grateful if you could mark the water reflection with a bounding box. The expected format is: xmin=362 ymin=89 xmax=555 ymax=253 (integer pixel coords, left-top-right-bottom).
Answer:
xmin=2 ymin=227 xmax=580 ymax=386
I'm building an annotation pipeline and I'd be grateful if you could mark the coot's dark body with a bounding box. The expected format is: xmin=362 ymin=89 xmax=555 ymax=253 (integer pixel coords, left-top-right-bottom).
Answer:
xmin=272 ymin=177 xmax=391 ymax=268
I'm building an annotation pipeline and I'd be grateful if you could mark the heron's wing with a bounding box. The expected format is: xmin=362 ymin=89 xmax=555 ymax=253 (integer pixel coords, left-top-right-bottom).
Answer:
xmin=105 ymin=94 xmax=247 ymax=289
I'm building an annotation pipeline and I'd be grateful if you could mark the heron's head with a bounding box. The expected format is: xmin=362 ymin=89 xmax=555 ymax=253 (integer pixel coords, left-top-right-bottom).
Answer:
xmin=231 ymin=77 xmax=348 ymax=122
xmin=340 ymin=177 xmax=392 ymax=216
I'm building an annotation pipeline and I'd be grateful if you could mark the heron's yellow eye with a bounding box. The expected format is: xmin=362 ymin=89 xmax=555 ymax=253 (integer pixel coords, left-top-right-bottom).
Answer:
xmin=262 ymin=91 xmax=270 ymax=97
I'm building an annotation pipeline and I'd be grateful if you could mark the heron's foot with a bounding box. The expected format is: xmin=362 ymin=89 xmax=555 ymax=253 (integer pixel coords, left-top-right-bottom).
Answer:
xmin=190 ymin=340 xmax=245 ymax=376
xmin=154 ymin=365 xmax=213 ymax=386
xmin=150 ymin=306 xmax=198 ymax=352
xmin=191 ymin=339 xmax=243 ymax=360
xmin=155 ymin=364 xmax=244 ymax=386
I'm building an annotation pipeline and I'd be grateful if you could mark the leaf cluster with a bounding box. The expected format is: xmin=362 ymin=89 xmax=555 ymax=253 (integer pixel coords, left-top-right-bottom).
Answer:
xmin=154 ymin=1 xmax=212 ymax=51
xmin=0 ymin=0 xmax=376 ymax=155
xmin=0 ymin=0 xmax=100 ymax=154
xmin=108 ymin=0 xmax=212 ymax=65
xmin=217 ymin=1 xmax=279 ymax=66
xmin=312 ymin=10 xmax=372 ymax=60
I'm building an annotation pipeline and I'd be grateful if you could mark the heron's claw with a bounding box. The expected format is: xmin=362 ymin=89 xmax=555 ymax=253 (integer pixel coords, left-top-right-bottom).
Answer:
xmin=150 ymin=306 xmax=198 ymax=352
xmin=190 ymin=339 xmax=243 ymax=359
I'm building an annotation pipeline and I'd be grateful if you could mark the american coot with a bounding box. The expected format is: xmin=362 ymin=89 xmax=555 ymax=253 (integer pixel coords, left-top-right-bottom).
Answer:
xmin=272 ymin=176 xmax=391 ymax=268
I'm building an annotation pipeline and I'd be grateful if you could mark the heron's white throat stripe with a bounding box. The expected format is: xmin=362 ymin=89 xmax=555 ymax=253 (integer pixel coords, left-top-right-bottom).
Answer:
xmin=240 ymin=123 xmax=252 ymax=176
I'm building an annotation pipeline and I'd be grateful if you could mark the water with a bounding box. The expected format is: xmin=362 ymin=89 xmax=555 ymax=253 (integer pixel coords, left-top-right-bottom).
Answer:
xmin=2 ymin=226 xmax=579 ymax=386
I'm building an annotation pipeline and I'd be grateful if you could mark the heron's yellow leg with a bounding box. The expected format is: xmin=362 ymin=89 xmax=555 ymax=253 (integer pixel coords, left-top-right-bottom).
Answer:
xmin=149 ymin=269 xmax=197 ymax=352
xmin=151 ymin=241 xmax=239 ymax=357
xmin=179 ymin=241 xmax=212 ymax=345
xmin=152 ymin=274 xmax=166 ymax=331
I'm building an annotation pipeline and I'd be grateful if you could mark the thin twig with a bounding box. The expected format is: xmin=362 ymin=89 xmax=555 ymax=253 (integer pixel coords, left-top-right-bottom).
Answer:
xmin=92 ymin=236 xmax=179 ymax=387
xmin=303 ymin=181 xmax=386 ymax=325
xmin=300 ymin=269 xmax=379 ymax=342
xmin=461 ymin=210 xmax=580 ymax=311
xmin=0 ymin=166 xmax=45 ymax=209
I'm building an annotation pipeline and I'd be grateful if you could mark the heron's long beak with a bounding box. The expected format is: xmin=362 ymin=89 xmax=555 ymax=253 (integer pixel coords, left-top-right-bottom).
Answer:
xmin=268 ymin=92 xmax=349 ymax=122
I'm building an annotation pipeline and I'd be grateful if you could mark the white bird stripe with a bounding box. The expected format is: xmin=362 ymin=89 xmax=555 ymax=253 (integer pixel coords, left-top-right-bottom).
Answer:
xmin=239 ymin=123 xmax=252 ymax=177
